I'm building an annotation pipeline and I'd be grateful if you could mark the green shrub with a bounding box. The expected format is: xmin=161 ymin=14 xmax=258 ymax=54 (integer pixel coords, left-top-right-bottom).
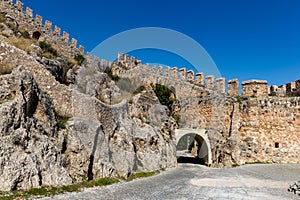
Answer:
xmin=104 ymin=67 xmax=120 ymax=81
xmin=0 ymin=177 xmax=119 ymax=200
xmin=125 ymin=171 xmax=156 ymax=182
xmin=39 ymin=41 xmax=58 ymax=58
xmin=236 ymin=96 xmax=248 ymax=103
xmin=111 ymin=75 xmax=120 ymax=81
xmin=172 ymin=114 xmax=181 ymax=124
xmin=21 ymin=30 xmax=30 ymax=39
xmin=74 ymin=54 xmax=85 ymax=65
xmin=154 ymin=84 xmax=174 ymax=111
xmin=58 ymin=116 xmax=70 ymax=129
xmin=39 ymin=41 xmax=50 ymax=50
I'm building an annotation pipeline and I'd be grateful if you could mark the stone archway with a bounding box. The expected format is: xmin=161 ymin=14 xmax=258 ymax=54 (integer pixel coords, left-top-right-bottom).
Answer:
xmin=175 ymin=129 xmax=212 ymax=165
xmin=32 ymin=31 xmax=42 ymax=40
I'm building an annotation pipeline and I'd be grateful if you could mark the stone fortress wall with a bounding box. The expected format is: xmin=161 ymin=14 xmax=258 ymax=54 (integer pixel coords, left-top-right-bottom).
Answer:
xmin=0 ymin=0 xmax=93 ymax=59
xmin=114 ymin=52 xmax=300 ymax=99
xmin=1 ymin=0 xmax=299 ymax=165
xmin=238 ymin=97 xmax=300 ymax=164
xmin=1 ymin=0 xmax=299 ymax=99
xmin=115 ymin=52 xmax=300 ymax=165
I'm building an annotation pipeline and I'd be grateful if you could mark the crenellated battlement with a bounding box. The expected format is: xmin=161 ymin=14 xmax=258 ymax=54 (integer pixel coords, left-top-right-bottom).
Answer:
xmin=0 ymin=1 xmax=298 ymax=99
xmin=0 ymin=0 xmax=95 ymax=59
xmin=116 ymin=52 xmax=234 ymax=96
xmin=269 ymin=79 xmax=300 ymax=97
xmin=115 ymin=52 xmax=300 ymax=98
xmin=242 ymin=80 xmax=268 ymax=98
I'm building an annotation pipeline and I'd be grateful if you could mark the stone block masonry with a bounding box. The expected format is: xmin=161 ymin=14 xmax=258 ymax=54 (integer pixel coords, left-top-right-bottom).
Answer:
xmin=296 ymin=79 xmax=300 ymax=91
xmin=228 ymin=79 xmax=239 ymax=96
xmin=0 ymin=0 xmax=87 ymax=58
xmin=187 ymin=70 xmax=194 ymax=83
xmin=269 ymin=84 xmax=286 ymax=97
xmin=195 ymin=73 xmax=204 ymax=86
xmin=216 ymin=78 xmax=226 ymax=94
xmin=116 ymin=53 xmax=300 ymax=98
xmin=286 ymin=82 xmax=296 ymax=96
xmin=179 ymin=68 xmax=186 ymax=79
xmin=242 ymin=80 xmax=268 ymax=98
xmin=205 ymin=75 xmax=215 ymax=90
xmin=238 ymin=97 xmax=300 ymax=164
xmin=1 ymin=0 xmax=297 ymax=99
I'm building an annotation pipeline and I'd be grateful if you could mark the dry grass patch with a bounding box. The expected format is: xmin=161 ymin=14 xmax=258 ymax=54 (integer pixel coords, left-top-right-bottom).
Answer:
xmin=4 ymin=37 xmax=36 ymax=53
xmin=0 ymin=60 xmax=16 ymax=75
xmin=0 ymin=12 xmax=6 ymax=23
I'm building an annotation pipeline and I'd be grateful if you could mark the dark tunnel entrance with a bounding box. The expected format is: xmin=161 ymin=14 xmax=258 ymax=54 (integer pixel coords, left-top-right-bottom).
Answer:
xmin=176 ymin=133 xmax=209 ymax=165
xmin=32 ymin=31 xmax=42 ymax=40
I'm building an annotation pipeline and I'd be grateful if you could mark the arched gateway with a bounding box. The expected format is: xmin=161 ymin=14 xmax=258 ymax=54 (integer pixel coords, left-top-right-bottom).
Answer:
xmin=175 ymin=129 xmax=212 ymax=165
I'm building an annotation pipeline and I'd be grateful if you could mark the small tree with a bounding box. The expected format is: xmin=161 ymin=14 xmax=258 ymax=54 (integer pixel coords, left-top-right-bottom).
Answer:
xmin=154 ymin=84 xmax=174 ymax=111
xmin=74 ymin=54 xmax=85 ymax=65
xmin=39 ymin=41 xmax=58 ymax=58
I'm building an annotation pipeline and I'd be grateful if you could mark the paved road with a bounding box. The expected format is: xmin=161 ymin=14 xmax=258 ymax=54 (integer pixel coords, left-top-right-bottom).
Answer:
xmin=41 ymin=164 xmax=300 ymax=200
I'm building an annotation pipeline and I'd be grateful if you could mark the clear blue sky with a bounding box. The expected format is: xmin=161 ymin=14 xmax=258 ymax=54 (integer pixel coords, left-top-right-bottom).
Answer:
xmin=20 ymin=0 xmax=300 ymax=86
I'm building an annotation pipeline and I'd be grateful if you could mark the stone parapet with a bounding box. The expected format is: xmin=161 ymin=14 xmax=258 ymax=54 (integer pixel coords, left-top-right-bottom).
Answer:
xmin=242 ymin=80 xmax=268 ymax=98
xmin=228 ymin=79 xmax=239 ymax=96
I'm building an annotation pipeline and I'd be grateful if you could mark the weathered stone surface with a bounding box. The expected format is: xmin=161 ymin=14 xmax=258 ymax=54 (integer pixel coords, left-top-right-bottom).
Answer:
xmin=61 ymin=117 xmax=115 ymax=181
xmin=238 ymin=97 xmax=300 ymax=164
xmin=75 ymin=64 xmax=121 ymax=104
xmin=29 ymin=44 xmax=42 ymax=55
xmin=57 ymin=92 xmax=177 ymax=181
xmin=0 ymin=41 xmax=178 ymax=191
xmin=0 ymin=22 xmax=14 ymax=37
xmin=0 ymin=67 xmax=71 ymax=191
xmin=66 ymin=68 xmax=76 ymax=84
xmin=129 ymin=91 xmax=178 ymax=171
xmin=39 ymin=57 xmax=63 ymax=83
xmin=242 ymin=80 xmax=268 ymax=98
xmin=0 ymin=1 xmax=300 ymax=191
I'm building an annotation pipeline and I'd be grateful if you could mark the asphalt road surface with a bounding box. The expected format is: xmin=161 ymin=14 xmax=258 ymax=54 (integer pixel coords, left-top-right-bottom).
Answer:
xmin=40 ymin=163 xmax=300 ymax=200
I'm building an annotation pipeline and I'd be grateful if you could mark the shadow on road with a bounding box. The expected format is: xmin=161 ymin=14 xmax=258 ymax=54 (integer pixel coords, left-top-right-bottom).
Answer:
xmin=177 ymin=156 xmax=206 ymax=165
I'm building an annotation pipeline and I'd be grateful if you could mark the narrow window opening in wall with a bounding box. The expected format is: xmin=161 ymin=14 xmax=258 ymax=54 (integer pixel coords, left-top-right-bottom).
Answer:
xmin=32 ymin=31 xmax=41 ymax=40
xmin=275 ymin=142 xmax=279 ymax=148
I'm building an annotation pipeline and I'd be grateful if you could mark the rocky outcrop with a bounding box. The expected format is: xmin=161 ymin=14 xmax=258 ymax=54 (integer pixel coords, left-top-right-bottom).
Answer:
xmin=0 ymin=22 xmax=14 ymax=37
xmin=75 ymin=64 xmax=121 ymax=104
xmin=0 ymin=40 xmax=178 ymax=191
xmin=0 ymin=66 xmax=72 ymax=191
xmin=58 ymin=117 xmax=115 ymax=182
xmin=37 ymin=57 xmax=63 ymax=83
xmin=58 ymin=91 xmax=177 ymax=182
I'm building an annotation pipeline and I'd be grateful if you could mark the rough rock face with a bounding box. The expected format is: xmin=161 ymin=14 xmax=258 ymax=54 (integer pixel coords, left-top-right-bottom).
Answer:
xmin=129 ymin=91 xmax=178 ymax=171
xmin=58 ymin=91 xmax=177 ymax=181
xmin=75 ymin=64 xmax=121 ymax=104
xmin=0 ymin=67 xmax=72 ymax=191
xmin=0 ymin=40 xmax=178 ymax=191
xmin=38 ymin=57 xmax=63 ymax=83
xmin=58 ymin=118 xmax=115 ymax=182
xmin=0 ymin=23 xmax=14 ymax=37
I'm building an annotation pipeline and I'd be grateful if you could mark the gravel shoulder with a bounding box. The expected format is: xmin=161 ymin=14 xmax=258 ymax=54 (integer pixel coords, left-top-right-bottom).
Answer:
xmin=39 ymin=164 xmax=300 ymax=200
